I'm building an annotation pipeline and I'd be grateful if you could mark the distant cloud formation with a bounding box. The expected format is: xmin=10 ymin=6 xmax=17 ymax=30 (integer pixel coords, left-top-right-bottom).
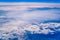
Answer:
xmin=0 ymin=2 xmax=60 ymax=40
xmin=0 ymin=2 xmax=60 ymax=11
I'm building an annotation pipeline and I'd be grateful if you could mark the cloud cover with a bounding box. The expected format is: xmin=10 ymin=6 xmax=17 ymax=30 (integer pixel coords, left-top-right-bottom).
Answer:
xmin=0 ymin=2 xmax=60 ymax=40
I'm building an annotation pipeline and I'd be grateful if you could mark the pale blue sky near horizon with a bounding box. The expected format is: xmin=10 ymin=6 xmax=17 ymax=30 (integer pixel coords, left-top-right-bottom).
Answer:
xmin=0 ymin=0 xmax=60 ymax=3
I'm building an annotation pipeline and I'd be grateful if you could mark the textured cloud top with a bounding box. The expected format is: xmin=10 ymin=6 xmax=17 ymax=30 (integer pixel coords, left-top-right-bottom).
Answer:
xmin=0 ymin=2 xmax=60 ymax=40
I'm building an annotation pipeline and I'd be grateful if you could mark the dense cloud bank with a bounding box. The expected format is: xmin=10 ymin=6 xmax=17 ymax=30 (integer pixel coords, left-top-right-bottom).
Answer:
xmin=0 ymin=2 xmax=60 ymax=40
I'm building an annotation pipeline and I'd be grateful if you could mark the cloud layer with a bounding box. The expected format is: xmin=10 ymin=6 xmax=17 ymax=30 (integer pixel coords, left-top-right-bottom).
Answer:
xmin=0 ymin=2 xmax=60 ymax=11
xmin=0 ymin=2 xmax=60 ymax=40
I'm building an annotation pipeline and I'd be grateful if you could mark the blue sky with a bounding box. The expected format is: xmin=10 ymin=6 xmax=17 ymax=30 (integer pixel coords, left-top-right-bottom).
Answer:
xmin=0 ymin=0 xmax=60 ymax=3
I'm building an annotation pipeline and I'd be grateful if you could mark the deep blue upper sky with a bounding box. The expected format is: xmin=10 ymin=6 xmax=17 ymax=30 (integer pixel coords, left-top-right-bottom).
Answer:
xmin=0 ymin=0 xmax=60 ymax=3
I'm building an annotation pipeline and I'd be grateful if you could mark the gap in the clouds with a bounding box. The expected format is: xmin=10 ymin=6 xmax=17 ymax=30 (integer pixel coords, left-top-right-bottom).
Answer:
xmin=0 ymin=10 xmax=8 ymax=16
xmin=26 ymin=31 xmax=60 ymax=40
xmin=43 ymin=20 xmax=60 ymax=23
xmin=28 ymin=8 xmax=60 ymax=11
xmin=9 ymin=38 xmax=18 ymax=40
xmin=0 ymin=10 xmax=9 ymax=26
xmin=29 ymin=20 xmax=60 ymax=25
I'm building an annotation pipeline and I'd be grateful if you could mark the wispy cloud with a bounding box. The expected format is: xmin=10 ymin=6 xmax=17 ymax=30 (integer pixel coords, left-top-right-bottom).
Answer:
xmin=0 ymin=2 xmax=60 ymax=10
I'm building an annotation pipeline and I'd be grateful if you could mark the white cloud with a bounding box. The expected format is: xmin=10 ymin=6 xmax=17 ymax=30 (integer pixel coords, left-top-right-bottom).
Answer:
xmin=0 ymin=2 xmax=60 ymax=11
xmin=5 ymin=9 xmax=60 ymax=23
xmin=0 ymin=19 xmax=60 ymax=40
xmin=0 ymin=2 xmax=60 ymax=40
